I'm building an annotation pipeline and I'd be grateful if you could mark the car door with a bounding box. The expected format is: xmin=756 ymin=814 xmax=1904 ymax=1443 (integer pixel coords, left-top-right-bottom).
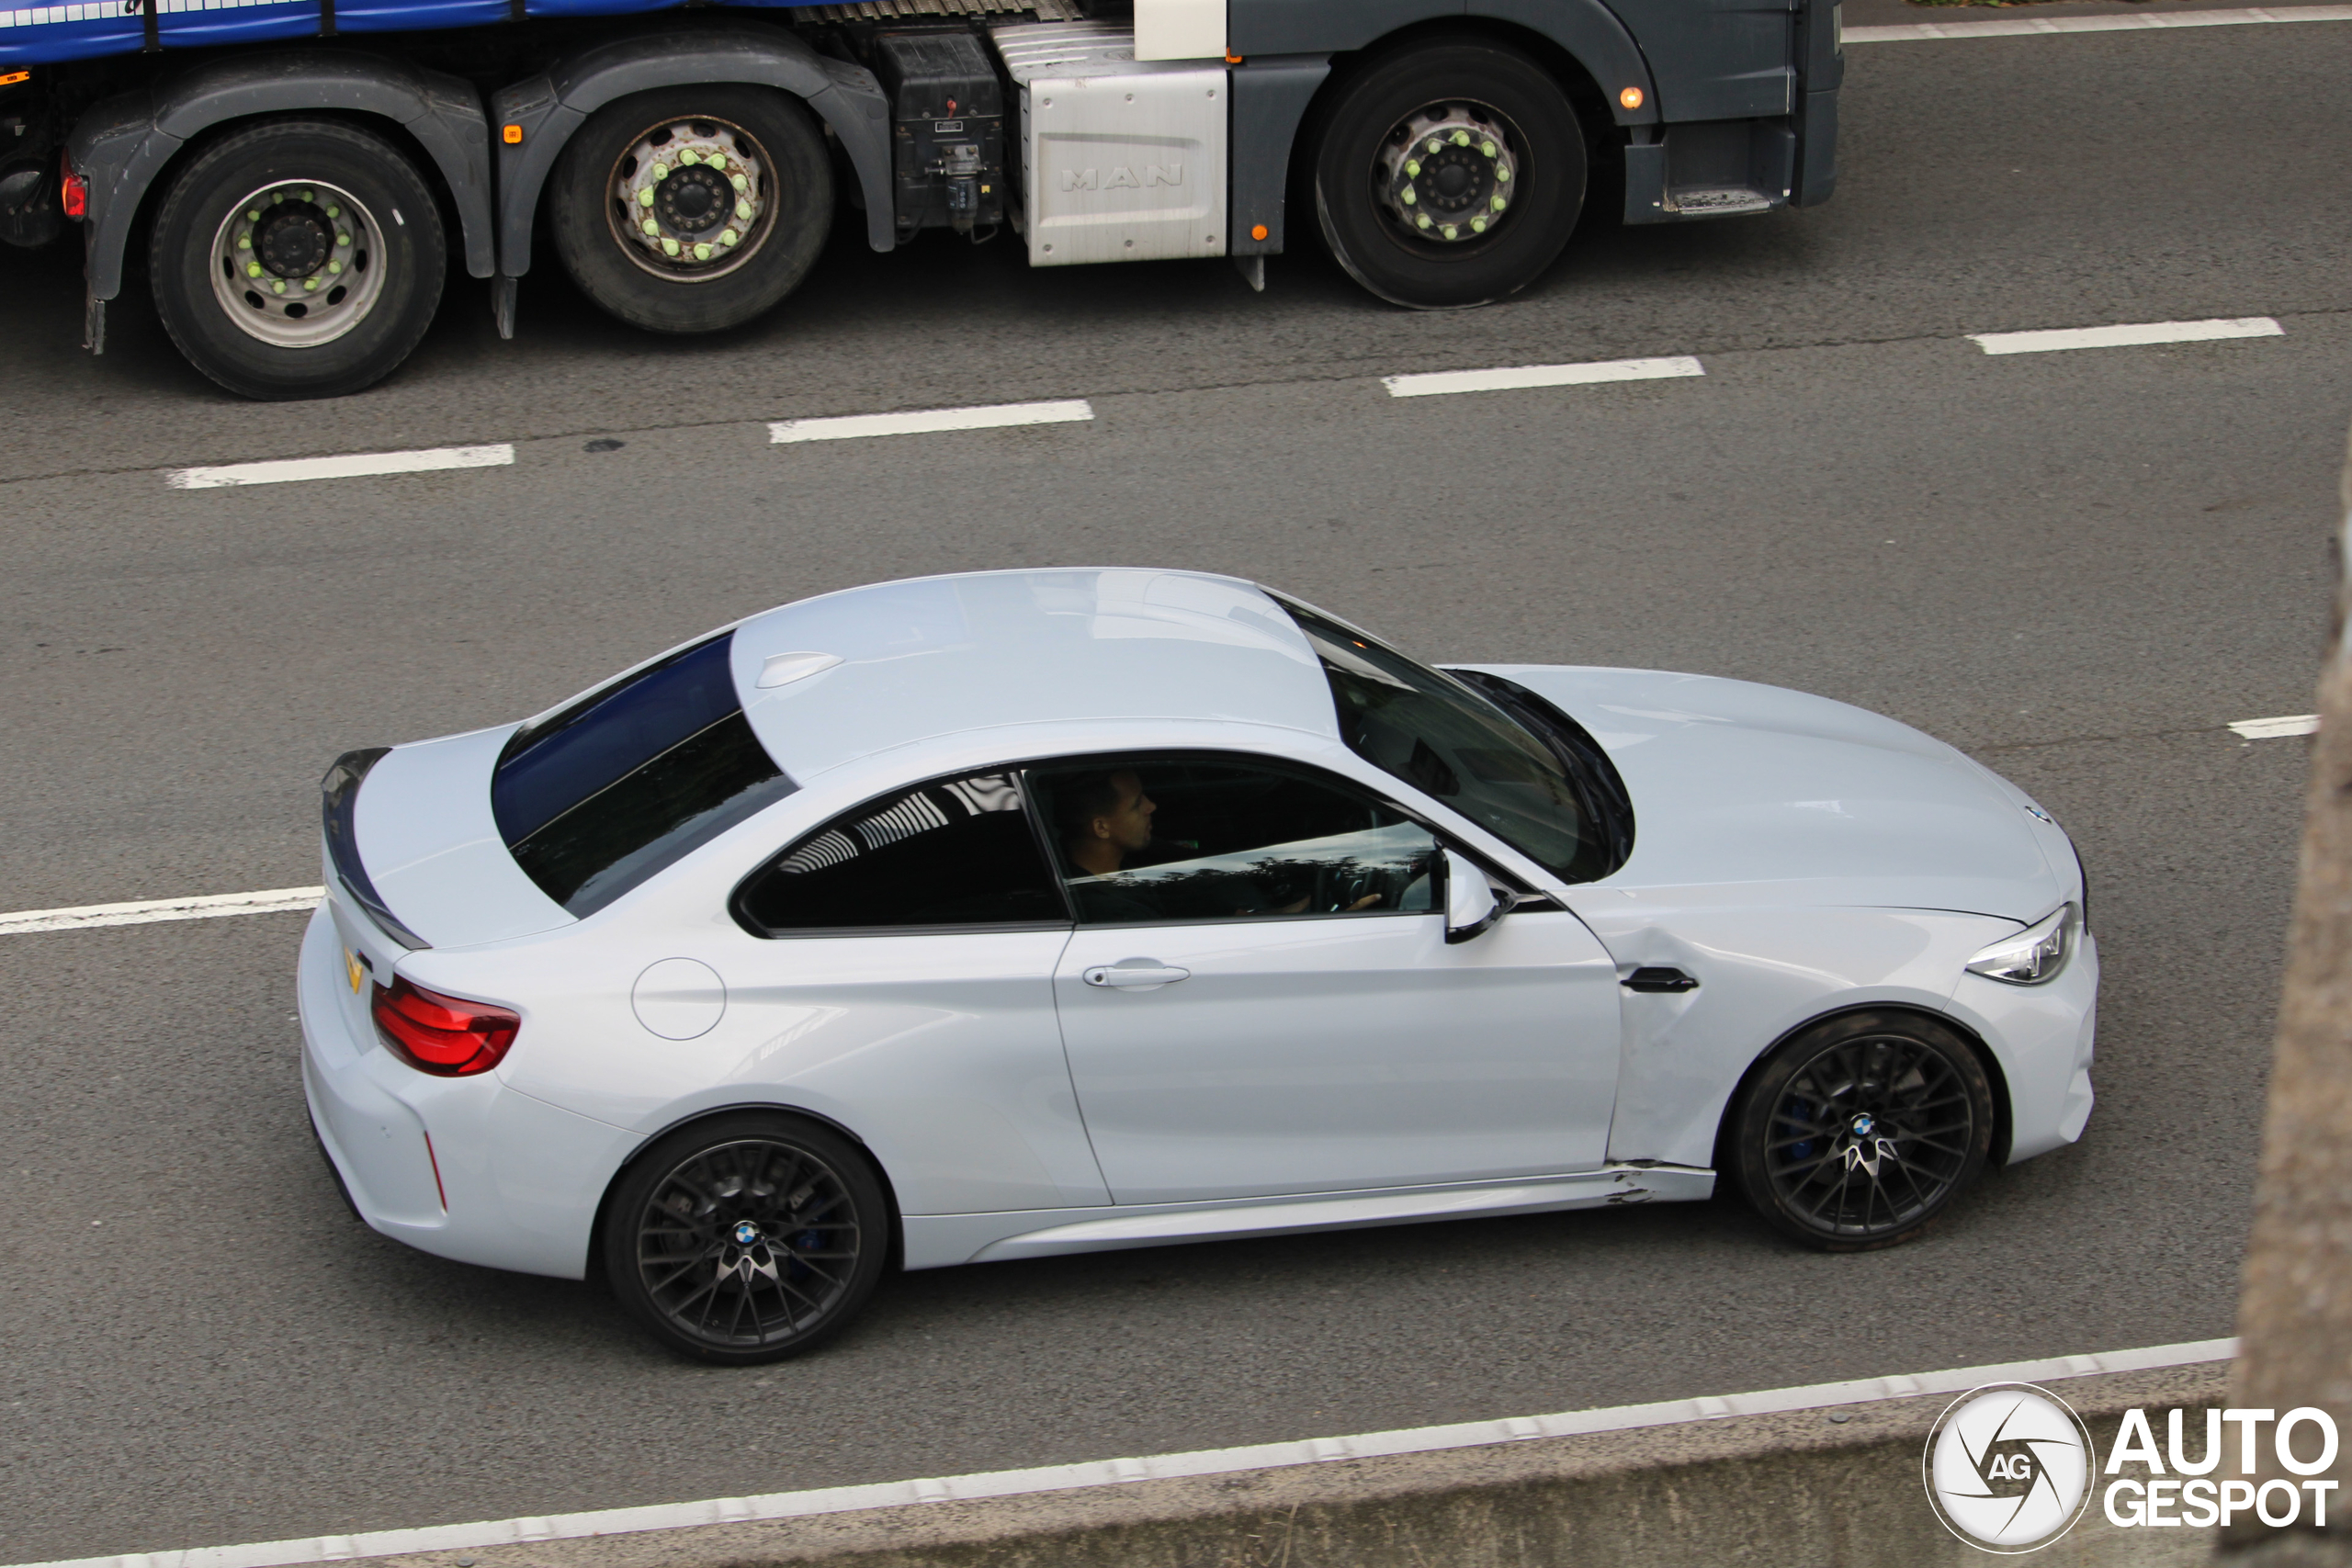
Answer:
xmin=1030 ymin=756 xmax=1623 ymax=1206
xmin=719 ymin=770 xmax=1109 ymax=1216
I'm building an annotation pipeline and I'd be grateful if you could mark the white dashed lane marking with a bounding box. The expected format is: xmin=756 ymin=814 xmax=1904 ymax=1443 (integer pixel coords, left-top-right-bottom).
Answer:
xmin=165 ymin=445 xmax=514 ymax=490
xmin=0 ymin=886 xmax=322 ymax=936
xmin=768 ymin=400 xmax=1094 ymax=443
xmin=2230 ymin=715 xmax=2321 ymax=739
xmin=1968 ymin=317 xmax=2283 ymax=355
xmin=1384 ymin=356 xmax=1705 ymax=399
xmin=157 ymin=310 xmax=2308 ymax=484
xmin=1846 ymin=5 xmax=2352 ymax=42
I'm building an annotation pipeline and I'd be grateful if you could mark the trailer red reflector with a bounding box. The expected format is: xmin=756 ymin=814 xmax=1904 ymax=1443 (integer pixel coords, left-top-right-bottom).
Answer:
xmin=60 ymin=171 xmax=87 ymax=219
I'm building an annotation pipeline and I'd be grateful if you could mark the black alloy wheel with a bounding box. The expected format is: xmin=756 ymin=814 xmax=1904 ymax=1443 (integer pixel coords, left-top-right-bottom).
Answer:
xmin=604 ymin=1113 xmax=888 ymax=1363
xmin=148 ymin=119 xmax=446 ymax=400
xmin=1309 ymin=40 xmax=1587 ymax=309
xmin=548 ymin=85 xmax=833 ymax=334
xmin=1728 ymin=1012 xmax=1996 ymax=1251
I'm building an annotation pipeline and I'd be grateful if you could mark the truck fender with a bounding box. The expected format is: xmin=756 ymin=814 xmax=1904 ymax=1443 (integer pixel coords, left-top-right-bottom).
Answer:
xmin=1229 ymin=0 xmax=1658 ymax=125
xmin=66 ymin=50 xmax=495 ymax=306
xmin=1468 ymin=0 xmax=1659 ymax=125
xmin=489 ymin=24 xmax=896 ymax=282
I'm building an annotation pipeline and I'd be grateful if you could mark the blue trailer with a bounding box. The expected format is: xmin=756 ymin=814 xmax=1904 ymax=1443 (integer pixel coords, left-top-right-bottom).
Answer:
xmin=0 ymin=0 xmax=1843 ymax=398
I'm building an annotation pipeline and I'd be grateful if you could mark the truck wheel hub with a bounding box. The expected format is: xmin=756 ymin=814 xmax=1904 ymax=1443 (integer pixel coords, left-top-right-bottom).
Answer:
xmin=257 ymin=204 xmax=329 ymax=276
xmin=609 ymin=118 xmax=771 ymax=279
xmin=208 ymin=179 xmax=388 ymax=349
xmin=658 ymin=167 xmax=729 ymax=231
xmin=1376 ymin=104 xmax=1519 ymax=245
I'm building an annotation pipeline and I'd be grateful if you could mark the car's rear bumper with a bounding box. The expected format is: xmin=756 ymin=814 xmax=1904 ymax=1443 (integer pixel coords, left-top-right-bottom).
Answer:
xmin=298 ymin=903 xmax=633 ymax=1280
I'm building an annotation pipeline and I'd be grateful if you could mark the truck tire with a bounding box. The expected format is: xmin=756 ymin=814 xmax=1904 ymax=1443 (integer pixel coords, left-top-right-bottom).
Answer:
xmin=548 ymin=85 xmax=833 ymax=335
xmin=149 ymin=119 xmax=447 ymax=400
xmin=1311 ymin=41 xmax=1586 ymax=310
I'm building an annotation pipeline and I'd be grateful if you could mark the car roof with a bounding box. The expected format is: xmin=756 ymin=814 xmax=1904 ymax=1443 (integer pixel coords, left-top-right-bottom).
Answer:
xmin=729 ymin=570 xmax=1342 ymax=783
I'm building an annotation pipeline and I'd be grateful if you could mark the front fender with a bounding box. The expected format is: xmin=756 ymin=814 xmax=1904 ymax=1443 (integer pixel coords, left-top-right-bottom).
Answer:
xmin=1563 ymin=900 xmax=2022 ymax=1168
xmin=488 ymin=23 xmax=896 ymax=279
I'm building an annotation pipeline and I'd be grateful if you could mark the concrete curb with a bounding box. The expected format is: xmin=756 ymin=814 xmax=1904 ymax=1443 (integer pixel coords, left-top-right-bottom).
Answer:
xmin=334 ymin=1362 xmax=2232 ymax=1568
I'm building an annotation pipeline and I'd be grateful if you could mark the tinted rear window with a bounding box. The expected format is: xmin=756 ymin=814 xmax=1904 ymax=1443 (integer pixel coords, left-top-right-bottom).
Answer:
xmin=732 ymin=772 xmax=1068 ymax=934
xmin=492 ymin=632 xmax=797 ymax=916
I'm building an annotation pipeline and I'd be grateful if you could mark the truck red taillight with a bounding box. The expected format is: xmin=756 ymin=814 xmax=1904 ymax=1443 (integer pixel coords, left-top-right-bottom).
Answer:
xmin=371 ymin=976 xmax=520 ymax=1077
xmin=59 ymin=166 xmax=87 ymax=220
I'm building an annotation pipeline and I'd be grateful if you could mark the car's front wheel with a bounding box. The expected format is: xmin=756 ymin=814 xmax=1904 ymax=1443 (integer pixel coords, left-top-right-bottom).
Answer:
xmin=1727 ymin=1011 xmax=1996 ymax=1251
xmin=604 ymin=1112 xmax=888 ymax=1363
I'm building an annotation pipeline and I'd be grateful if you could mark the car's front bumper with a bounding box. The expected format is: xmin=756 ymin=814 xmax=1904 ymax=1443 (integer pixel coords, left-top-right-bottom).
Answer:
xmin=298 ymin=903 xmax=634 ymax=1280
xmin=1949 ymin=926 xmax=2098 ymax=1165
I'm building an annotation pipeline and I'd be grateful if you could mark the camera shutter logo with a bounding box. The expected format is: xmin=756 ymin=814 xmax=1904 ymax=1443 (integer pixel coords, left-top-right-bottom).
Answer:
xmin=1923 ymin=1382 xmax=2095 ymax=1552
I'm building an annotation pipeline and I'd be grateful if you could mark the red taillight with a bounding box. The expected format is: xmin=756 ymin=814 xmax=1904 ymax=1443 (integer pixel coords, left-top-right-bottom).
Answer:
xmin=59 ymin=169 xmax=87 ymax=220
xmin=371 ymin=976 xmax=520 ymax=1077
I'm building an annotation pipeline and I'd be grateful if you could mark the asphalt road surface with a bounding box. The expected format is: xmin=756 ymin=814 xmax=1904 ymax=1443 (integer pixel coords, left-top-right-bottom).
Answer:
xmin=3 ymin=19 xmax=2348 ymax=1563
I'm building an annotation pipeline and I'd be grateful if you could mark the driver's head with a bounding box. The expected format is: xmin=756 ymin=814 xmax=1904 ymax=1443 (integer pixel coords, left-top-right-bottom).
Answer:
xmin=1058 ymin=769 xmax=1156 ymax=861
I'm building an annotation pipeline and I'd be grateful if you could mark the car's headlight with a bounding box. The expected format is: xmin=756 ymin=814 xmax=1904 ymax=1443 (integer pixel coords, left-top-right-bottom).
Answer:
xmin=1965 ymin=905 xmax=2075 ymax=986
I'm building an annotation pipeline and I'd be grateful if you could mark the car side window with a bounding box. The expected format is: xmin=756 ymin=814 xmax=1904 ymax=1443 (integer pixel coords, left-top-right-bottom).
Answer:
xmin=1027 ymin=759 xmax=1439 ymax=926
xmin=732 ymin=773 xmax=1069 ymax=935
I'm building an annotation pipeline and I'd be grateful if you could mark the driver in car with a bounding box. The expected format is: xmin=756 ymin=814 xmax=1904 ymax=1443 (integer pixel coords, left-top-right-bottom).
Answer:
xmin=1055 ymin=770 xmax=1379 ymax=919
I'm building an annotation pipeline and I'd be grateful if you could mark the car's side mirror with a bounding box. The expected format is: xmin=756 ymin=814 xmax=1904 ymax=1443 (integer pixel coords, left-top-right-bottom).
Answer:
xmin=1442 ymin=849 xmax=1514 ymax=944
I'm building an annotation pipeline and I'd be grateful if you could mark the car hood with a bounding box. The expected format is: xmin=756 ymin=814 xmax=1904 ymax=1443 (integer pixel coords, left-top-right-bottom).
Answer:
xmin=345 ymin=723 xmax=575 ymax=949
xmin=1460 ymin=666 xmax=2064 ymax=921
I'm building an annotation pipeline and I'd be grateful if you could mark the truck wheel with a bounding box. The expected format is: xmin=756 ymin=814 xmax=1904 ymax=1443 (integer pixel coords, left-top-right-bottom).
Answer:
xmin=149 ymin=119 xmax=446 ymax=400
xmin=1311 ymin=42 xmax=1586 ymax=310
xmin=548 ymin=85 xmax=833 ymax=335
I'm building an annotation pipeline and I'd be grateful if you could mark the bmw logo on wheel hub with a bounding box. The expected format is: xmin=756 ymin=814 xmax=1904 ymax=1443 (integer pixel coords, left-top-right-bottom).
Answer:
xmin=731 ymin=1221 xmax=762 ymax=1247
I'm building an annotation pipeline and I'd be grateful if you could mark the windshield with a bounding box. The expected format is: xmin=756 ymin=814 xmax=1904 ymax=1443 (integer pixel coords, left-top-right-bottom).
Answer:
xmin=1278 ymin=599 xmax=1606 ymax=882
xmin=492 ymin=631 xmax=797 ymax=916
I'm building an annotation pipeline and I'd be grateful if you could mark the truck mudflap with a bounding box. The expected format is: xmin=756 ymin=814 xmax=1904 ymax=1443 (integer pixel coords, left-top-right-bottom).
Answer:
xmin=490 ymin=22 xmax=898 ymax=299
xmin=65 ymin=48 xmax=494 ymax=347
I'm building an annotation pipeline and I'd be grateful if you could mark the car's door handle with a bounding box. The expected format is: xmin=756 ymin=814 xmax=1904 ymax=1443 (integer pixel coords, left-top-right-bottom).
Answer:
xmin=1082 ymin=964 xmax=1192 ymax=990
xmin=1623 ymin=965 xmax=1700 ymax=994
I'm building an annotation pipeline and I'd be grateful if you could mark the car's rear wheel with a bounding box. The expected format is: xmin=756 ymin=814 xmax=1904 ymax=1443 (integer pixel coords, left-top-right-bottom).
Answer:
xmin=548 ymin=85 xmax=832 ymax=334
xmin=604 ymin=1112 xmax=888 ymax=1363
xmin=1727 ymin=1011 xmax=1996 ymax=1251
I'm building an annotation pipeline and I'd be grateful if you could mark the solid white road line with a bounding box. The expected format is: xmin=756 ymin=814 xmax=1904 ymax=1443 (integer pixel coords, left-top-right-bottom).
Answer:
xmin=0 ymin=886 xmax=323 ymax=936
xmin=1384 ymin=356 xmax=1705 ymax=399
xmin=6 ymin=1337 xmax=2233 ymax=1568
xmin=2231 ymin=714 xmax=2321 ymax=739
xmin=769 ymin=400 xmax=1094 ymax=443
xmin=166 ymin=446 xmax=514 ymax=490
xmin=1847 ymin=5 xmax=2352 ymax=42
xmin=1968 ymin=317 xmax=2283 ymax=355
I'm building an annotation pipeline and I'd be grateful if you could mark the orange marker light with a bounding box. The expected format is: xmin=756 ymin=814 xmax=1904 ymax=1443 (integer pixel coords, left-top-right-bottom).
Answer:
xmin=503 ymin=123 xmax=524 ymax=144
xmin=1619 ymin=85 xmax=1645 ymax=110
xmin=1250 ymin=223 xmax=1268 ymax=242
xmin=1225 ymin=49 xmax=1243 ymax=63
xmin=0 ymin=69 xmax=31 ymax=86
